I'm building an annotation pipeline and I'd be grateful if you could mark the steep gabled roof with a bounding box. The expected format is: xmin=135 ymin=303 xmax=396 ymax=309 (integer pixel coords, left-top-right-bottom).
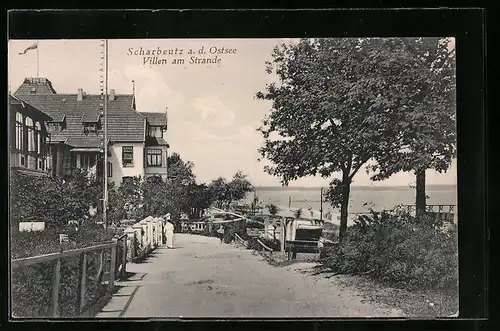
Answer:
xmin=140 ymin=112 xmax=167 ymax=127
xmin=145 ymin=136 xmax=170 ymax=147
xmin=15 ymin=93 xmax=145 ymax=143
xmin=9 ymin=94 xmax=53 ymax=122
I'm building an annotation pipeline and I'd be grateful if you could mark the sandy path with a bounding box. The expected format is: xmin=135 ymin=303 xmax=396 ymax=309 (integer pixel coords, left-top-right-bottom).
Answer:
xmin=98 ymin=234 xmax=404 ymax=318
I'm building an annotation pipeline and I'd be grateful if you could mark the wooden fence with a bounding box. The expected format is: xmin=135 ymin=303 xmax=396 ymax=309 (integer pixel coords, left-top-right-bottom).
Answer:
xmin=393 ymin=204 xmax=457 ymax=214
xmin=11 ymin=236 xmax=126 ymax=318
xmin=11 ymin=216 xmax=165 ymax=318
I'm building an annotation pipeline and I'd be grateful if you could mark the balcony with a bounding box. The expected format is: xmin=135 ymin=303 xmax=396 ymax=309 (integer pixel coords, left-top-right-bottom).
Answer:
xmin=10 ymin=151 xmax=50 ymax=176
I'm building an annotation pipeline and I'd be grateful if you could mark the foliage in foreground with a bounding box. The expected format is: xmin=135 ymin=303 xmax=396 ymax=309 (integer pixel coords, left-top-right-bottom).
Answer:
xmin=256 ymin=37 xmax=456 ymax=240
xmin=10 ymin=222 xmax=121 ymax=318
xmin=9 ymin=169 xmax=103 ymax=229
xmin=320 ymin=211 xmax=458 ymax=291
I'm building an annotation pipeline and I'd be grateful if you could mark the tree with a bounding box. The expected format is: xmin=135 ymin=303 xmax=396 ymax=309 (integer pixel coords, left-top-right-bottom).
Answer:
xmin=117 ymin=176 xmax=144 ymax=221
xmin=294 ymin=208 xmax=303 ymax=220
xmin=226 ymin=171 xmax=254 ymax=209
xmin=367 ymin=38 xmax=456 ymax=217
xmin=164 ymin=153 xmax=198 ymax=219
xmin=208 ymin=172 xmax=253 ymax=210
xmin=267 ymin=203 xmax=279 ymax=217
xmin=208 ymin=177 xmax=228 ymax=209
xmin=142 ymin=175 xmax=168 ymax=217
xmin=256 ymin=38 xmax=408 ymax=240
xmin=186 ymin=183 xmax=214 ymax=218
xmin=167 ymin=152 xmax=196 ymax=185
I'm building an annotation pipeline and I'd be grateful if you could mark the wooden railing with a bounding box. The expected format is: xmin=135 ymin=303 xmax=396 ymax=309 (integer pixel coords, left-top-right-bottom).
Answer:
xmin=11 ymin=240 xmax=120 ymax=318
xmin=234 ymin=233 xmax=246 ymax=245
xmin=11 ymin=216 xmax=165 ymax=318
xmin=256 ymin=239 xmax=275 ymax=252
xmin=391 ymin=204 xmax=457 ymax=214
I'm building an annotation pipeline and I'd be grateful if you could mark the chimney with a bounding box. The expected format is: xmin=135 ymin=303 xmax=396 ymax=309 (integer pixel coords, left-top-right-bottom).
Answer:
xmin=77 ymin=88 xmax=84 ymax=101
xmin=109 ymin=89 xmax=115 ymax=101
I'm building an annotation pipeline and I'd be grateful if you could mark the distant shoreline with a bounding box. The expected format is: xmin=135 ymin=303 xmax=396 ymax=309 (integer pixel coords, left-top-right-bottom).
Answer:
xmin=253 ymin=185 xmax=457 ymax=191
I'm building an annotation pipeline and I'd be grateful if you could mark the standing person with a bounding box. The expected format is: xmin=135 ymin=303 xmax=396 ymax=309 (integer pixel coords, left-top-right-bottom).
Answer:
xmin=165 ymin=217 xmax=175 ymax=249
xmin=217 ymin=225 xmax=224 ymax=243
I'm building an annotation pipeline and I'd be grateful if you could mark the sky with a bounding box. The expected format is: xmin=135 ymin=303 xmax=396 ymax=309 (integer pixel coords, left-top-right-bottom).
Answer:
xmin=8 ymin=38 xmax=457 ymax=187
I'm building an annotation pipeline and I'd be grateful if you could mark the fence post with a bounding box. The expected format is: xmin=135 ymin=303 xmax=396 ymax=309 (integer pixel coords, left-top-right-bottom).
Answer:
xmin=121 ymin=238 xmax=127 ymax=279
xmin=109 ymin=240 xmax=117 ymax=290
xmin=76 ymin=252 xmax=88 ymax=315
xmin=50 ymin=258 xmax=61 ymax=317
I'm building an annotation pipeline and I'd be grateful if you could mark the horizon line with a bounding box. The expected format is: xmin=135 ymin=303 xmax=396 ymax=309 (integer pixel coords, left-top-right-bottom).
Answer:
xmin=252 ymin=184 xmax=457 ymax=188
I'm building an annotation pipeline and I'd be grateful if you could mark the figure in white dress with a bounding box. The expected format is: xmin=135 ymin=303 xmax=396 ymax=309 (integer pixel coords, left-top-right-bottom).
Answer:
xmin=165 ymin=215 xmax=174 ymax=248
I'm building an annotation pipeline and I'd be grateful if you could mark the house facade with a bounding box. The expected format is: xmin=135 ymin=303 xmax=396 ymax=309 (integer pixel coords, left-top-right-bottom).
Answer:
xmin=14 ymin=77 xmax=169 ymax=185
xmin=9 ymin=94 xmax=53 ymax=176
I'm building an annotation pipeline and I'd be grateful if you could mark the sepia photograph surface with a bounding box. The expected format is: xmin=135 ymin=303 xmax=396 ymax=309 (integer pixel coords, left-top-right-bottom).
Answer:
xmin=8 ymin=38 xmax=457 ymax=319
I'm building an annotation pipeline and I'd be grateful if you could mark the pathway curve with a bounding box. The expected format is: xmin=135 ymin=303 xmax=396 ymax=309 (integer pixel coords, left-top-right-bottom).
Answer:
xmin=97 ymin=234 xmax=404 ymax=318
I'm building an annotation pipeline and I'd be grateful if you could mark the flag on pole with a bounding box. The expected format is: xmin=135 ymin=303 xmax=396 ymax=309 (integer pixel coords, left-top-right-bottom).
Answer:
xmin=19 ymin=42 xmax=38 ymax=55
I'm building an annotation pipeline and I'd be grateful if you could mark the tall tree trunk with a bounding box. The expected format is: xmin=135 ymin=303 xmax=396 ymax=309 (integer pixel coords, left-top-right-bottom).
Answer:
xmin=339 ymin=173 xmax=351 ymax=242
xmin=415 ymin=169 xmax=426 ymax=218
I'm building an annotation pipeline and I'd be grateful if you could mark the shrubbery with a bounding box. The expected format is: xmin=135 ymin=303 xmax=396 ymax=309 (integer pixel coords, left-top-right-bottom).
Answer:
xmin=9 ymin=170 xmax=103 ymax=230
xmin=320 ymin=211 xmax=458 ymax=291
xmin=10 ymin=223 xmax=117 ymax=259
xmin=10 ymin=170 xmax=125 ymax=318
xmin=222 ymin=220 xmax=247 ymax=243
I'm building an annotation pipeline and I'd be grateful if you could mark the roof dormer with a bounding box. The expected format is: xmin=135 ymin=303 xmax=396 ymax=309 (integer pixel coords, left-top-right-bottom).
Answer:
xmin=81 ymin=113 xmax=102 ymax=136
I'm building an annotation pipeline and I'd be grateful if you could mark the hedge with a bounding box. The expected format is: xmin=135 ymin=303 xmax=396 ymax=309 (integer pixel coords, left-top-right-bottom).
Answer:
xmin=320 ymin=211 xmax=458 ymax=291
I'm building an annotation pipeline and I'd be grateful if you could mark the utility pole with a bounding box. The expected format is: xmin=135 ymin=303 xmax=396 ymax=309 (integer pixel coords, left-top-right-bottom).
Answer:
xmin=320 ymin=187 xmax=324 ymax=221
xmin=102 ymin=39 xmax=109 ymax=231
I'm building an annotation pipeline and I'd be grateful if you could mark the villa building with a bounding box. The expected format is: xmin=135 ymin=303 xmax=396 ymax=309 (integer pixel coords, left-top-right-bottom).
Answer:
xmin=9 ymin=94 xmax=53 ymax=176
xmin=13 ymin=77 xmax=169 ymax=185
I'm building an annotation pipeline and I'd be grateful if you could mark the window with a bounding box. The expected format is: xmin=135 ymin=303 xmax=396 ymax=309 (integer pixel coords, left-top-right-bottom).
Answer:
xmin=146 ymin=148 xmax=162 ymax=167
xmin=35 ymin=122 xmax=41 ymax=154
xmin=122 ymin=146 xmax=133 ymax=166
xmin=107 ymin=162 xmax=112 ymax=177
xmin=81 ymin=154 xmax=90 ymax=168
xmin=26 ymin=117 xmax=36 ymax=152
xmin=30 ymin=87 xmax=36 ymax=94
xmin=148 ymin=126 xmax=163 ymax=138
xmin=47 ymin=122 xmax=64 ymax=133
xmin=83 ymin=123 xmax=99 ymax=135
xmin=15 ymin=112 xmax=24 ymax=150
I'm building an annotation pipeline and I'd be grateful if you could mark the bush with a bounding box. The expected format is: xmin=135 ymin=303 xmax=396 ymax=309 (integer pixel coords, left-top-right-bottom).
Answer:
xmin=10 ymin=222 xmax=116 ymax=259
xmin=321 ymin=211 xmax=458 ymax=291
xmin=10 ymin=170 xmax=105 ymax=230
xmin=222 ymin=220 xmax=246 ymax=244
